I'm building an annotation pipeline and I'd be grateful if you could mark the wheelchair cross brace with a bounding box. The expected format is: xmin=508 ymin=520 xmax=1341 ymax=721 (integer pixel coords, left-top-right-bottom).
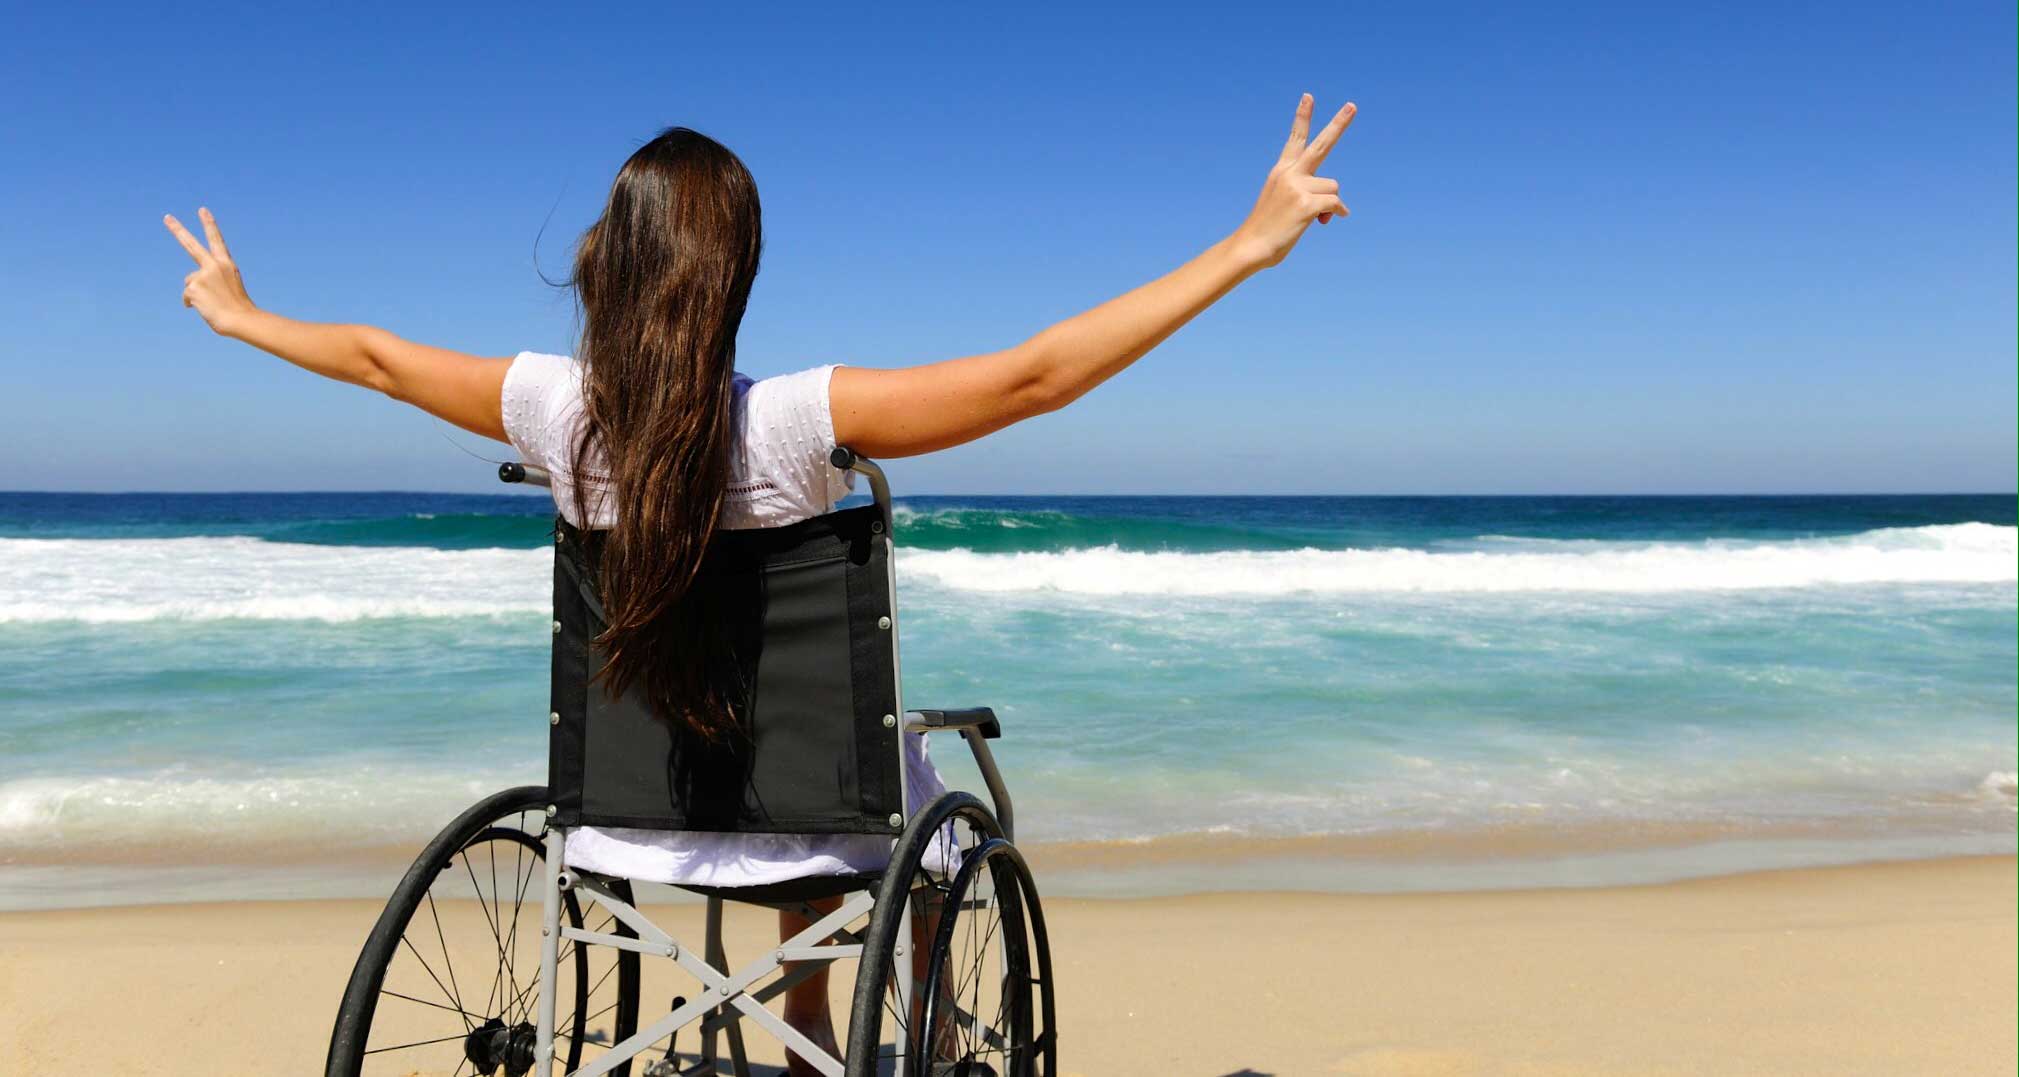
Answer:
xmin=539 ymin=826 xmax=879 ymax=1077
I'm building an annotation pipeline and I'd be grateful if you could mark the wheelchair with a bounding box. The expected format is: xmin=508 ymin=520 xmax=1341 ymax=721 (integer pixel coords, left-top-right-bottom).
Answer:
xmin=325 ymin=449 xmax=1055 ymax=1077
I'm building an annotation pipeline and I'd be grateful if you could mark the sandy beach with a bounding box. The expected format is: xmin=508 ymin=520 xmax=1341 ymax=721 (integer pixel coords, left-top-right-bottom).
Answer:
xmin=1 ymin=854 xmax=2009 ymax=1076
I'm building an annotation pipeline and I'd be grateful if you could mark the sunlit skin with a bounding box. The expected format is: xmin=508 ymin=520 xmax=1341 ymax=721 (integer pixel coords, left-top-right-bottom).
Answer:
xmin=167 ymin=94 xmax=1355 ymax=1073
xmin=164 ymin=94 xmax=1353 ymax=459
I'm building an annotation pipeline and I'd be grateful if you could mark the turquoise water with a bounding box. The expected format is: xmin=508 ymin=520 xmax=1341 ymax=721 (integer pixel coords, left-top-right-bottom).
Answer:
xmin=1 ymin=491 xmax=2013 ymax=904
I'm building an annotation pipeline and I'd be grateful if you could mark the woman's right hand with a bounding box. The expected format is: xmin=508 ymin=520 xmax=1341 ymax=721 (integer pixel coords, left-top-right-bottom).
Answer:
xmin=164 ymin=207 xmax=258 ymax=336
xmin=1232 ymin=94 xmax=1356 ymax=270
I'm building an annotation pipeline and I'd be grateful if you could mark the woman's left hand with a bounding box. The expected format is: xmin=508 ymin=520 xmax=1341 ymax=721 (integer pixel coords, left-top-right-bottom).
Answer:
xmin=164 ymin=207 xmax=257 ymax=335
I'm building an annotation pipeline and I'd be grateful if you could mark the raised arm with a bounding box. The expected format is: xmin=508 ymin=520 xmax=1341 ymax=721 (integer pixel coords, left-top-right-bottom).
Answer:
xmin=830 ymin=95 xmax=1355 ymax=459
xmin=163 ymin=208 xmax=512 ymax=442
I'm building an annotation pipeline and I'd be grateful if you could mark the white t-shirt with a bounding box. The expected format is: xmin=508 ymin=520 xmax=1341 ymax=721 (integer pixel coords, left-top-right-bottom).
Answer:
xmin=502 ymin=353 xmax=858 ymax=530
xmin=501 ymin=352 xmax=946 ymax=887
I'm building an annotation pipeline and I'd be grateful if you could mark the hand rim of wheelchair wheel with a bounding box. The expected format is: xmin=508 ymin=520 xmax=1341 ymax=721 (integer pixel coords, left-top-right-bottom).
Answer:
xmin=915 ymin=836 xmax=1044 ymax=1077
xmin=844 ymin=790 xmax=1056 ymax=1077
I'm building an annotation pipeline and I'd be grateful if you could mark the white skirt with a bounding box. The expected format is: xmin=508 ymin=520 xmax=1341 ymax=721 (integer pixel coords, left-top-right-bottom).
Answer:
xmin=564 ymin=732 xmax=954 ymax=886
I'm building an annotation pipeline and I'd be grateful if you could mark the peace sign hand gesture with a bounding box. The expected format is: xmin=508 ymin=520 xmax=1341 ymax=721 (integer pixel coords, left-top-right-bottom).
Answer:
xmin=1234 ymin=95 xmax=1356 ymax=270
xmin=164 ymin=207 xmax=257 ymax=335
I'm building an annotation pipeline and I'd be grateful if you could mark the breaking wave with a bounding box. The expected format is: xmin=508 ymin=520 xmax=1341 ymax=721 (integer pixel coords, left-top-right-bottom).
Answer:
xmin=1 ymin=523 xmax=2009 ymax=622
xmin=899 ymin=523 xmax=2016 ymax=596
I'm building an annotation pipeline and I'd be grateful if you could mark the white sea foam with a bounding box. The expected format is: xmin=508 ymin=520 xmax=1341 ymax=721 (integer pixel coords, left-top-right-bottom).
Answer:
xmin=0 ymin=524 xmax=2010 ymax=623
xmin=901 ymin=523 xmax=2017 ymax=596
xmin=6 ymin=757 xmax=2013 ymax=861
xmin=0 ymin=770 xmax=527 ymax=855
xmin=0 ymin=536 xmax=552 ymax=623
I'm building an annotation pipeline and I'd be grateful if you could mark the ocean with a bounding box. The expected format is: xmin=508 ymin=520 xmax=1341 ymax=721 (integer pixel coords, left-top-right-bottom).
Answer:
xmin=1 ymin=490 xmax=2012 ymax=907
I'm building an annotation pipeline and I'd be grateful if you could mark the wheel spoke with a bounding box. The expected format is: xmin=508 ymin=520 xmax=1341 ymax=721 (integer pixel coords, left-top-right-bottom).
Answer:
xmin=582 ymin=954 xmax=620 ymax=1004
xmin=504 ymin=829 xmax=529 ymax=1022
xmin=580 ymin=995 xmax=622 ymax=1027
xmin=945 ymin=900 xmax=993 ymax=1044
xmin=397 ymin=933 xmax=468 ymax=1025
xmin=461 ymin=849 xmax=520 ymax=1021
xmin=488 ymin=838 xmax=512 ymax=1021
xmin=422 ymin=887 xmax=474 ymax=1032
xmin=501 ymin=930 xmax=615 ymax=1036
xmin=380 ymin=987 xmax=485 ymax=1022
xmin=963 ymin=901 xmax=1003 ymax=1005
xmin=364 ymin=1030 xmax=473 ymax=1055
xmin=503 ymin=855 xmax=542 ymax=1027
xmin=501 ymin=943 xmax=564 ymax=1020
xmin=883 ymin=971 xmax=910 ymax=1042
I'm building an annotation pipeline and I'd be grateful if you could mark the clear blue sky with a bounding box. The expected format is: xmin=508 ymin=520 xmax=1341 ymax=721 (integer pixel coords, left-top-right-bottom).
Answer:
xmin=3 ymin=2 xmax=2013 ymax=494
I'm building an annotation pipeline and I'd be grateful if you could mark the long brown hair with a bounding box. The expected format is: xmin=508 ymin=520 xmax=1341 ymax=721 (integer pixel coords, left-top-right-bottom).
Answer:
xmin=569 ymin=127 xmax=763 ymax=741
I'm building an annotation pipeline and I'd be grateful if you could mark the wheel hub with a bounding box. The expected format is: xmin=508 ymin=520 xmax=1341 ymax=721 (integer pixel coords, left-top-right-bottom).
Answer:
xmin=463 ymin=1015 xmax=538 ymax=1077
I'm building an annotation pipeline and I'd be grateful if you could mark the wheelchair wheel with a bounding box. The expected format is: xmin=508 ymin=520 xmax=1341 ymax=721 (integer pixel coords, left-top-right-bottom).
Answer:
xmin=845 ymin=791 xmax=1056 ymax=1077
xmin=326 ymin=786 xmax=641 ymax=1077
xmin=918 ymin=836 xmax=1053 ymax=1077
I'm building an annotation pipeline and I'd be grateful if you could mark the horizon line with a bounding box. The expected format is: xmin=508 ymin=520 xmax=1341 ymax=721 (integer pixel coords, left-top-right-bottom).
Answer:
xmin=3 ymin=488 xmax=2015 ymax=500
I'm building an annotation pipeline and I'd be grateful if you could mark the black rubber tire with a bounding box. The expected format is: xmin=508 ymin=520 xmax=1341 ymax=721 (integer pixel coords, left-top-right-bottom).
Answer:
xmin=325 ymin=785 xmax=641 ymax=1077
xmin=844 ymin=791 xmax=1055 ymax=1077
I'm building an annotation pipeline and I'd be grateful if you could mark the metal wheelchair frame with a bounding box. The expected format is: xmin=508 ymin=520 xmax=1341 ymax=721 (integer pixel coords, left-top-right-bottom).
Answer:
xmin=496 ymin=449 xmax=1026 ymax=1077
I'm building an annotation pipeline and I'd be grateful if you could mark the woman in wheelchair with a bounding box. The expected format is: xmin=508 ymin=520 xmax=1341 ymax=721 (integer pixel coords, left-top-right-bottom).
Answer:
xmin=166 ymin=96 xmax=1355 ymax=1077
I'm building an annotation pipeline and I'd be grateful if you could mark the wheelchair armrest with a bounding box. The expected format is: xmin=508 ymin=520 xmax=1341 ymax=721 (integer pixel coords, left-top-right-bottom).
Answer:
xmin=903 ymin=707 xmax=1002 ymax=739
xmin=905 ymin=707 xmax=1015 ymax=839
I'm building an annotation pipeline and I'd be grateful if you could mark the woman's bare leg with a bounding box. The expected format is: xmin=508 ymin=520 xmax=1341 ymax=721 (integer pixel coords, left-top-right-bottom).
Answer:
xmin=779 ymin=897 xmax=844 ymax=1077
xmin=776 ymin=889 xmax=952 ymax=1072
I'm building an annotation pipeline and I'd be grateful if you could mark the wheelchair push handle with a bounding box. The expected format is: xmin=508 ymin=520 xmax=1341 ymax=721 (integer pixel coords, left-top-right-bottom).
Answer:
xmin=498 ymin=461 xmax=552 ymax=488
xmin=500 ymin=449 xmax=889 ymax=532
xmin=828 ymin=446 xmax=893 ymax=529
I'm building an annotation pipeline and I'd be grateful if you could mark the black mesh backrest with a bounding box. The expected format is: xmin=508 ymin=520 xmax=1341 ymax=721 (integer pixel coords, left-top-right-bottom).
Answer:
xmin=545 ymin=504 xmax=902 ymax=835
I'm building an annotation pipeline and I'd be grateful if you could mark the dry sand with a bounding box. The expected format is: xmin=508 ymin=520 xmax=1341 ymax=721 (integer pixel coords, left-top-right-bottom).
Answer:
xmin=0 ymin=855 xmax=2011 ymax=1076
